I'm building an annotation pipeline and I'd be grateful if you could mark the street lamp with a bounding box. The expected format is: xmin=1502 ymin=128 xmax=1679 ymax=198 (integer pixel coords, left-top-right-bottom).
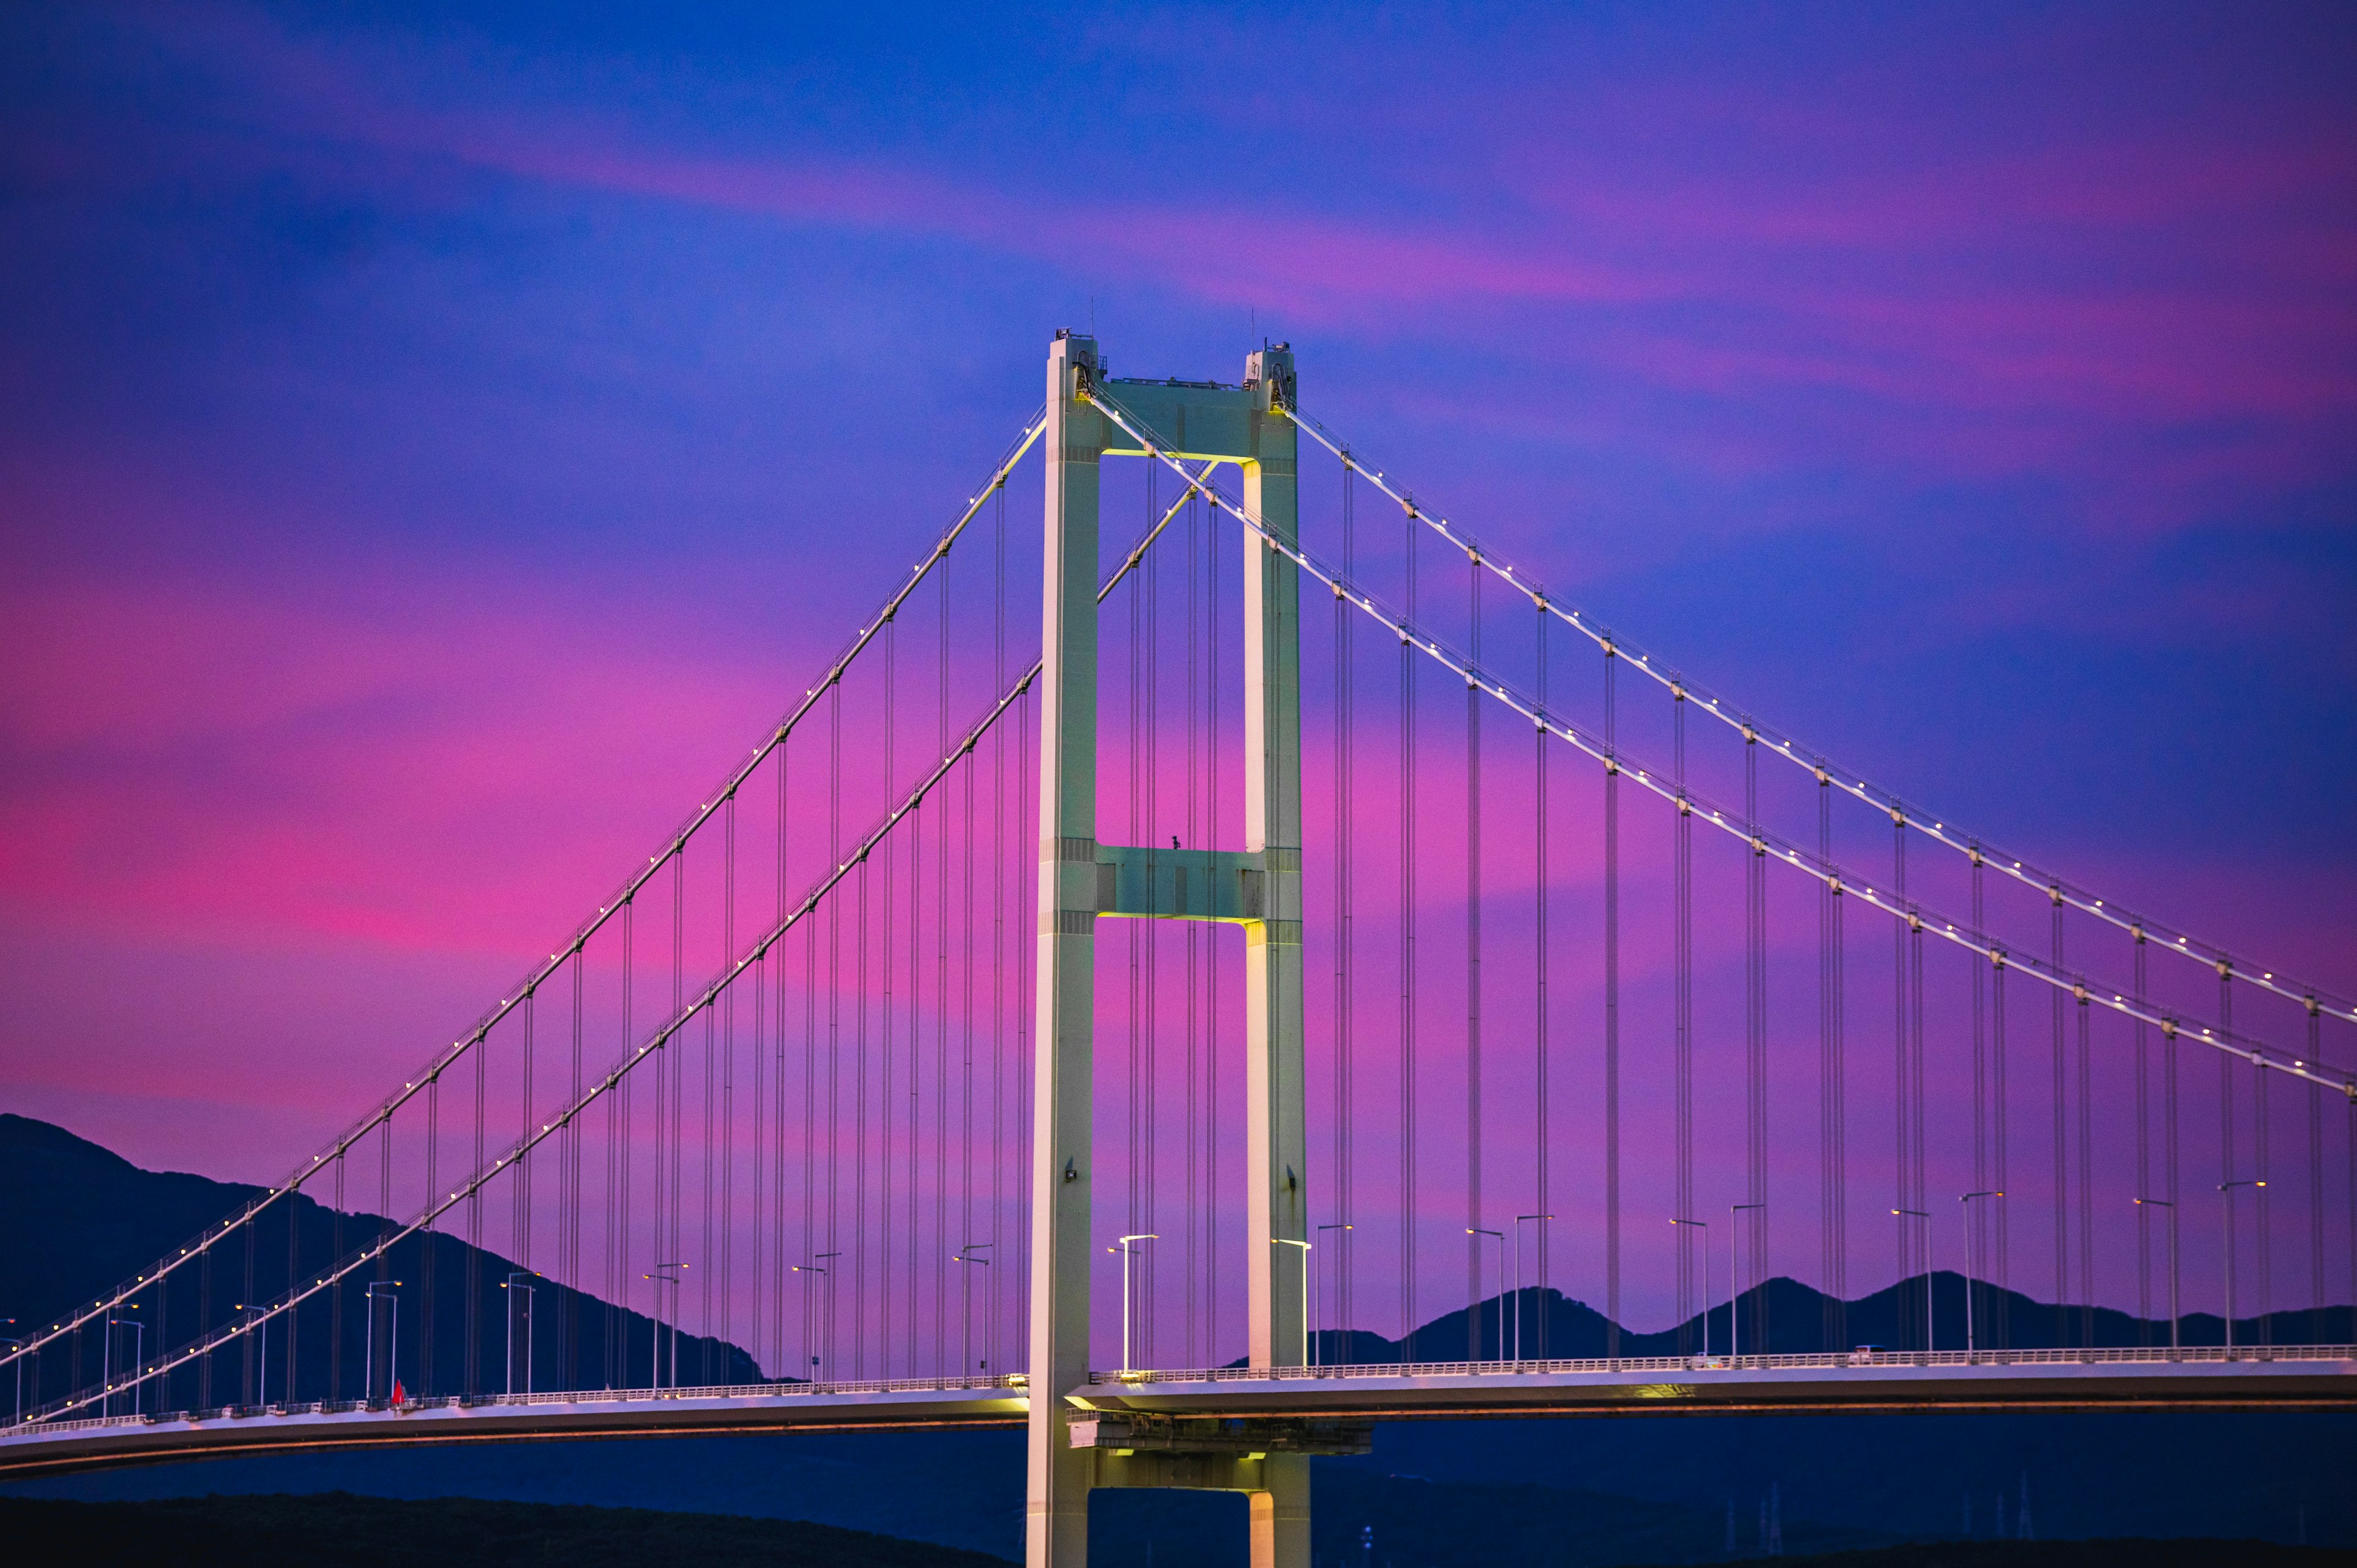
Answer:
xmin=1109 ymin=1235 xmax=1159 ymax=1374
xmin=502 ymin=1272 xmax=540 ymax=1395
xmin=1512 ymin=1215 xmax=1552 ymax=1363
xmin=1316 ymin=1223 xmax=1354 ymax=1367
xmin=1669 ymin=1220 xmax=1711 ymax=1361
xmin=1728 ymin=1204 xmax=1765 ymax=1361
xmin=791 ymin=1256 xmax=835 ymax=1383
xmin=1466 ymin=1229 xmax=1505 ymax=1362
xmin=363 ymin=1281 xmax=401 ymax=1404
xmin=1893 ymin=1210 xmax=1932 ymax=1354
xmin=101 ymin=1307 xmax=141 ymax=1418
xmin=644 ymin=1264 xmax=686 ymax=1389
xmin=232 ymin=1304 xmax=271 ymax=1407
xmin=1270 ymin=1238 xmax=1311 ymax=1368
xmin=2219 ymin=1181 xmax=2265 ymax=1351
xmin=954 ymin=1245 xmax=993 ymax=1377
xmin=1959 ymin=1192 xmax=2003 ymax=1358
xmin=2134 ymin=1198 xmax=2180 ymax=1351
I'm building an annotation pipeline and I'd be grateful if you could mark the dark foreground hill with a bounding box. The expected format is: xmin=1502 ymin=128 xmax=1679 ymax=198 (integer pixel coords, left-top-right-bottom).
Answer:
xmin=1688 ymin=1545 xmax=2357 ymax=1568
xmin=0 ymin=1492 xmax=1013 ymax=1567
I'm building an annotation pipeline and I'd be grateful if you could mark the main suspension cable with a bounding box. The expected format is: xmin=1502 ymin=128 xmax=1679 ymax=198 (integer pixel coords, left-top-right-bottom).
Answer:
xmin=1281 ymin=406 xmax=2357 ymax=1035
xmin=1089 ymin=384 xmax=2353 ymax=1099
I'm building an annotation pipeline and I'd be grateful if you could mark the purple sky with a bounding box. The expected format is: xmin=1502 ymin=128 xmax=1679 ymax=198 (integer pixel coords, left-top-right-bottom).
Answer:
xmin=3 ymin=2 xmax=2353 ymax=1342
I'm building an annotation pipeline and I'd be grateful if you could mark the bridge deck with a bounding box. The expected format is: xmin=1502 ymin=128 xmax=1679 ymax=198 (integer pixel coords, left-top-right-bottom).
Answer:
xmin=3 ymin=1347 xmax=2348 ymax=1480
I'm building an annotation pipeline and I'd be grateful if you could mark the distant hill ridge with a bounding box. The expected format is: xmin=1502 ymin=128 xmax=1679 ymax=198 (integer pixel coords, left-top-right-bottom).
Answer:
xmin=7 ymin=1112 xmax=2351 ymax=1419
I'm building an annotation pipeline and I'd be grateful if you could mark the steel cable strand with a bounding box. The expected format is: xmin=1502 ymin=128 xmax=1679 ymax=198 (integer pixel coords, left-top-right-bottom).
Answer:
xmin=1280 ymin=406 xmax=2357 ymax=1038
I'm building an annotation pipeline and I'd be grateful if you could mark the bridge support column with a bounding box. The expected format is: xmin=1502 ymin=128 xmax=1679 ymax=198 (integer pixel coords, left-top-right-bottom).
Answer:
xmin=1029 ymin=330 xmax=1105 ymax=1568
xmin=1250 ymin=1453 xmax=1312 ymax=1568
xmin=1028 ymin=333 xmax=1310 ymax=1568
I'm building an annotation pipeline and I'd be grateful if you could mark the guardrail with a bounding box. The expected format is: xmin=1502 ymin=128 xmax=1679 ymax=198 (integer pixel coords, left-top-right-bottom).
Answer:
xmin=0 ymin=1372 xmax=1024 ymax=1442
xmin=1089 ymin=1344 xmax=2357 ymax=1384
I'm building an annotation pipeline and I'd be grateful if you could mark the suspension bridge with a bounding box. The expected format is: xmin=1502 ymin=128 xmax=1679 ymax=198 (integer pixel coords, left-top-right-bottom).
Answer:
xmin=4 ymin=335 xmax=2351 ymax=1565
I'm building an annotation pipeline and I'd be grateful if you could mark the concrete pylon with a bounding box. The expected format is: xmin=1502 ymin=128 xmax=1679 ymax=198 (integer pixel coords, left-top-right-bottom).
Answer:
xmin=1026 ymin=332 xmax=1309 ymax=1568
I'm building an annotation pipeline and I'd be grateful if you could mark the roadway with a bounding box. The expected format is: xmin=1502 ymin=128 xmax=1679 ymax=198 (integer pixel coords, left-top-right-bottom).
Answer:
xmin=3 ymin=1346 xmax=2349 ymax=1480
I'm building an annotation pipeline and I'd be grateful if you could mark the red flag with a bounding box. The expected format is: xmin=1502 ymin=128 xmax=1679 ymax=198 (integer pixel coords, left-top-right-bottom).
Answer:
xmin=392 ymin=1379 xmax=406 ymax=1407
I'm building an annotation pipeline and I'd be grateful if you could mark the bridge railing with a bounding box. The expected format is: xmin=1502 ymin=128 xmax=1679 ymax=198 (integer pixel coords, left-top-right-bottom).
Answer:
xmin=0 ymin=1372 xmax=1026 ymax=1442
xmin=1088 ymin=1345 xmax=2357 ymax=1384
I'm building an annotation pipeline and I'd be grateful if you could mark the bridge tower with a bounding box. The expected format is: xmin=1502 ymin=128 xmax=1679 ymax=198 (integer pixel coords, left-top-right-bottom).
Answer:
xmin=1029 ymin=332 xmax=1316 ymax=1567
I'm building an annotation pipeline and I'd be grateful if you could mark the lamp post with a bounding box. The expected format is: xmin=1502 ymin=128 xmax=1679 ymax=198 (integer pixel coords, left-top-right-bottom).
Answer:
xmin=363 ymin=1281 xmax=401 ymax=1404
xmin=1112 ymin=1235 xmax=1160 ymax=1373
xmin=1728 ymin=1203 xmax=1765 ymax=1361
xmin=644 ymin=1264 xmax=686 ymax=1389
xmin=1464 ymin=1229 xmax=1504 ymax=1362
xmin=503 ymin=1272 xmax=540 ymax=1395
xmin=2135 ymin=1197 xmax=2180 ymax=1351
xmin=1960 ymin=1191 xmax=2003 ymax=1358
xmin=1511 ymin=1215 xmax=1552 ymax=1363
xmin=1315 ymin=1223 xmax=1353 ymax=1367
xmin=790 ymin=1256 xmax=834 ymax=1383
xmin=2219 ymin=1181 xmax=2265 ymax=1351
xmin=1670 ymin=1219 xmax=1712 ymax=1361
xmin=1893 ymin=1210 xmax=1932 ymax=1354
xmin=1271 ymin=1238 xmax=1311 ymax=1367
xmin=954 ymin=1245 xmax=994 ymax=1377
xmin=233 ymin=1305 xmax=270 ymax=1407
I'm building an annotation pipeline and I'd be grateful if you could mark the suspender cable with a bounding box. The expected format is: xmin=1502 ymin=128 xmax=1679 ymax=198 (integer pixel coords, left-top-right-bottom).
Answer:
xmin=1187 ymin=487 xmax=1203 ymax=1367
xmin=568 ymin=946 xmax=584 ymax=1386
xmin=1995 ymin=943 xmax=2011 ymax=1348
xmin=617 ymin=894 xmax=634 ymax=1388
xmin=331 ymin=1154 xmax=345 ymax=1401
xmin=1819 ymin=773 xmax=1844 ymax=1352
xmin=2309 ymin=1003 xmax=2325 ymax=1319
xmin=2078 ymin=988 xmax=2094 ymax=1347
xmin=878 ymin=619 xmax=896 ymax=1375
xmin=1348 ymin=460 xmax=1367 ymax=1348
xmin=1016 ymin=685 xmax=1035 ymax=1367
xmin=826 ymin=681 xmax=842 ymax=1378
xmin=1400 ymin=506 xmax=1420 ymax=1359
xmin=1467 ymin=552 xmax=1484 ymax=1355
xmin=962 ymin=692 xmax=978 ymax=1370
xmin=773 ymin=740 xmax=789 ymax=1378
xmin=1144 ymin=480 xmax=1161 ymax=1365
xmin=991 ymin=478 xmax=1008 ymax=1375
xmin=1676 ymin=686 xmax=1693 ymax=1351
xmin=422 ymin=1071 xmax=438 ymax=1394
xmin=854 ymin=814 xmax=871 ymax=1378
xmin=906 ymin=746 xmax=924 ymax=1374
xmin=2136 ymin=932 xmax=2151 ymax=1339
xmin=2051 ymin=892 xmax=2067 ymax=1346
xmin=1128 ymin=511 xmax=1145 ymax=1329
xmin=724 ymin=794 xmax=741 ymax=1368
xmin=1603 ymin=641 xmax=1620 ymax=1359
xmin=937 ymin=563 xmax=952 ymax=1375
xmin=2220 ymin=966 xmax=2234 ymax=1344
xmin=1973 ymin=855 xmax=1989 ymax=1346
xmin=1535 ymin=597 xmax=1550 ymax=1354
xmin=1893 ymin=816 xmax=1910 ymax=1340
xmin=671 ymin=850 xmax=686 ymax=1382
xmin=468 ymin=1015 xmax=484 ymax=1392
xmin=1207 ymin=489 xmax=1223 ymax=1361
xmin=1746 ymin=727 xmax=1767 ymax=1354
xmin=2256 ymin=983 xmax=2271 ymax=1346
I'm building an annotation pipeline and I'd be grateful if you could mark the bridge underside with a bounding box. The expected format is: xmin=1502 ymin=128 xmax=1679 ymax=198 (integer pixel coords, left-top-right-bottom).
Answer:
xmin=6 ymin=1351 xmax=2349 ymax=1482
